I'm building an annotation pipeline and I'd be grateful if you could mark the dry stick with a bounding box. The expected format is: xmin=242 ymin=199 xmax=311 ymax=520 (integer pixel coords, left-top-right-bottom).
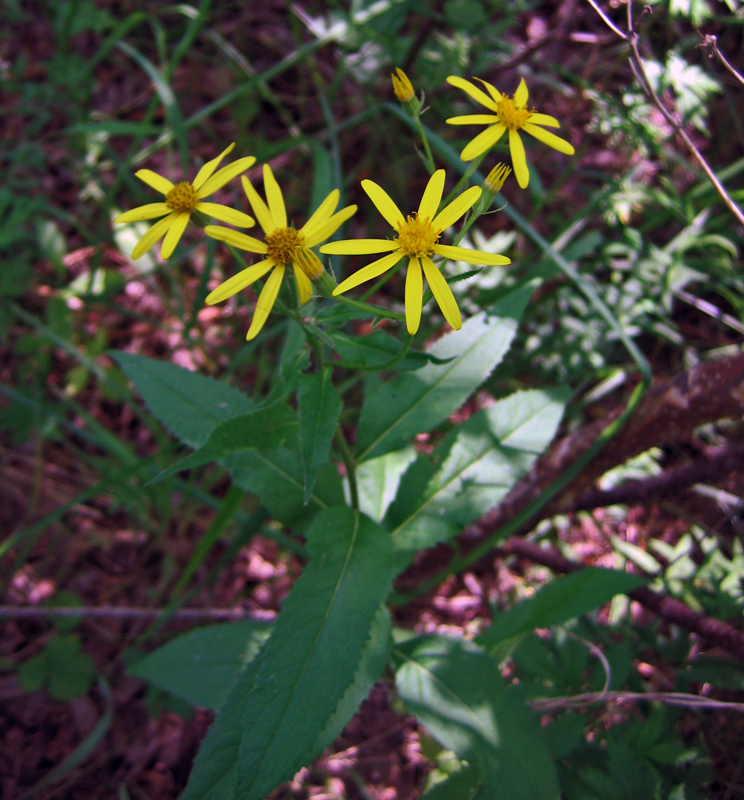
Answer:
xmin=0 ymin=605 xmax=274 ymax=622
xmin=530 ymin=690 xmax=744 ymax=714
xmin=699 ymin=33 xmax=744 ymax=90
xmin=498 ymin=538 xmax=744 ymax=662
xmin=571 ymin=442 xmax=744 ymax=512
xmin=586 ymin=0 xmax=744 ymax=227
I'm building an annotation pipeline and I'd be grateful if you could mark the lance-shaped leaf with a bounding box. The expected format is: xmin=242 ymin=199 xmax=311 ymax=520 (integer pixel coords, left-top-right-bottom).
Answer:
xmin=112 ymin=351 xmax=254 ymax=447
xmin=476 ymin=568 xmax=649 ymax=652
xmin=129 ymin=619 xmax=271 ymax=710
xmin=385 ymin=389 xmax=566 ymax=564
xmin=355 ymin=281 xmax=536 ymax=462
xmin=298 ymin=370 xmax=342 ymax=504
xmin=233 ymin=507 xmax=396 ymax=800
xmin=356 ymin=447 xmax=417 ymax=522
xmin=225 ymin=448 xmax=344 ymax=531
xmin=394 ymin=635 xmax=560 ymax=800
xmin=149 ymin=404 xmax=298 ymax=483
xmin=182 ymin=603 xmax=391 ymax=800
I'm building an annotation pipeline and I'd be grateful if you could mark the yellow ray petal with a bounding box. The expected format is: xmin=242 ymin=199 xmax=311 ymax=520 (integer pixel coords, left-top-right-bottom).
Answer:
xmin=509 ymin=128 xmax=529 ymax=189
xmin=527 ymin=112 xmax=560 ymax=128
xmin=422 ymin=256 xmax=461 ymax=330
xmin=192 ymin=142 xmax=235 ymax=191
xmin=418 ymin=170 xmax=445 ymax=220
xmin=332 ymin=250 xmax=404 ymax=295
xmin=473 ymin=77 xmax=503 ymax=106
xmin=432 ymin=185 xmax=481 ymax=232
xmin=460 ymin=122 xmax=506 ymax=161
xmin=247 ymin=264 xmax=284 ymax=341
xmin=197 ymin=156 xmax=256 ymax=198
xmin=302 ymin=205 xmax=357 ymax=248
xmin=241 ymin=175 xmax=276 ymax=235
xmin=293 ymin=263 xmax=313 ymax=304
xmin=135 ymin=169 xmax=174 ymax=195
xmin=160 ymin=210 xmax=191 ymax=258
xmin=301 ymin=190 xmax=340 ymax=239
xmin=206 ymin=259 xmax=276 ymax=304
xmin=361 ymin=180 xmax=405 ymax=229
xmin=115 ymin=203 xmax=170 ymax=223
xmin=204 ymin=225 xmax=268 ymax=253
xmin=446 ymin=114 xmax=500 ymax=126
xmin=196 ymin=203 xmax=254 ymax=227
xmin=321 ymin=239 xmax=399 ymax=256
xmin=130 ymin=212 xmax=178 ymax=260
xmin=433 ymin=243 xmax=511 ymax=266
xmin=522 ymin=123 xmax=576 ymax=155
xmin=262 ymin=164 xmax=287 ymax=229
xmin=446 ymin=76 xmax=499 ymax=112
xmin=514 ymin=77 xmax=529 ymax=108
xmin=405 ymin=257 xmax=423 ymax=335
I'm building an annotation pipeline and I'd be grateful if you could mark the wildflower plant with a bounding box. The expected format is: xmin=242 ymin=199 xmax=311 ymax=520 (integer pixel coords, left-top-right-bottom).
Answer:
xmin=106 ymin=54 xmax=650 ymax=800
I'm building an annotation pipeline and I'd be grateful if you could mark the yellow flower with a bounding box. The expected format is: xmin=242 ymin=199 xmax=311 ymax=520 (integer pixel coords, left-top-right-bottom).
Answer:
xmin=484 ymin=162 xmax=512 ymax=194
xmin=446 ymin=76 xmax=575 ymax=189
xmin=391 ymin=68 xmax=415 ymax=103
xmin=321 ymin=169 xmax=511 ymax=335
xmin=205 ymin=164 xmax=357 ymax=340
xmin=115 ymin=143 xmax=256 ymax=260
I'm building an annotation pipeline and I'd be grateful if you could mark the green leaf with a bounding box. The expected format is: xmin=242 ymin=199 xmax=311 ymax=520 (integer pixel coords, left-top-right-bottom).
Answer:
xmin=355 ymin=281 xmax=535 ymax=462
xmin=181 ymin=645 xmax=265 ymax=800
xmin=331 ymin=330 xmax=452 ymax=371
xmin=421 ymin=764 xmax=481 ymax=800
xmin=45 ymin=634 xmax=95 ymax=700
xmin=234 ymin=508 xmax=397 ymax=800
xmin=260 ymin=320 xmax=310 ymax=407
xmin=476 ymin=569 xmax=649 ymax=652
xmin=386 ymin=389 xmax=566 ymax=564
xmin=298 ymin=370 xmax=342 ymax=504
xmin=150 ymin=404 xmax=298 ymax=483
xmin=225 ymin=447 xmax=344 ymax=530
xmin=357 ymin=447 xmax=417 ymax=522
xmin=112 ymin=352 xmax=254 ymax=448
xmin=129 ymin=620 xmax=272 ymax=710
xmin=395 ymin=635 xmax=560 ymax=800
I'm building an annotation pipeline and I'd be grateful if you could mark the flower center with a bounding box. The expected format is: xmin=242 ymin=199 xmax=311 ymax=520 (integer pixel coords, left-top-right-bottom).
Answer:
xmin=498 ymin=95 xmax=531 ymax=130
xmin=266 ymin=227 xmax=303 ymax=265
xmin=395 ymin=214 xmax=440 ymax=258
xmin=165 ymin=181 xmax=199 ymax=212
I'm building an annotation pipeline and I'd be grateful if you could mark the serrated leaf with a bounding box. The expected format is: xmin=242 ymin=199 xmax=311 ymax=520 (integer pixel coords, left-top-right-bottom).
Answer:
xmin=386 ymin=389 xmax=566 ymax=564
xmin=355 ymin=281 xmax=536 ymax=462
xmin=234 ymin=508 xmax=397 ymax=800
xmin=225 ymin=447 xmax=344 ymax=530
xmin=476 ymin=569 xmax=649 ymax=652
xmin=331 ymin=330 xmax=453 ymax=371
xmin=260 ymin=320 xmax=310 ymax=407
xmin=181 ymin=645 xmax=264 ymax=800
xmin=394 ymin=635 xmax=560 ymax=800
xmin=150 ymin=404 xmax=298 ymax=483
xmin=112 ymin=352 xmax=254 ymax=448
xmin=298 ymin=370 xmax=342 ymax=504
xmin=129 ymin=620 xmax=272 ymax=710
xmin=357 ymin=447 xmax=417 ymax=522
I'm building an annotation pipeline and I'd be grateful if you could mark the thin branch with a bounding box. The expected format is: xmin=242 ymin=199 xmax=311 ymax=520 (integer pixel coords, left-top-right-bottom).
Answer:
xmin=0 ymin=605 xmax=275 ymax=622
xmin=699 ymin=33 xmax=744 ymax=90
xmin=531 ymin=690 xmax=744 ymax=714
xmin=585 ymin=0 xmax=744 ymax=227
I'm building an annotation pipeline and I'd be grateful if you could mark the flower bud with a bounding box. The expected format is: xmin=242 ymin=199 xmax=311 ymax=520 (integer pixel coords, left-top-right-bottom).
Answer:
xmin=391 ymin=68 xmax=422 ymax=117
xmin=484 ymin=163 xmax=512 ymax=194
xmin=295 ymin=248 xmax=337 ymax=298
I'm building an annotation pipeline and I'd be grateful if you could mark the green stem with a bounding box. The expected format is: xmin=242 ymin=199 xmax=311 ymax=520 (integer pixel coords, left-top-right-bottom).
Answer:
xmin=336 ymin=294 xmax=406 ymax=322
xmin=334 ymin=425 xmax=359 ymax=511
xmin=414 ymin=113 xmax=436 ymax=173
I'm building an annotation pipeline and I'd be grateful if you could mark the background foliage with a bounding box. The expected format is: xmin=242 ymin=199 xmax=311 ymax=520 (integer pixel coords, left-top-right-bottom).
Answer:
xmin=1 ymin=1 xmax=743 ymax=799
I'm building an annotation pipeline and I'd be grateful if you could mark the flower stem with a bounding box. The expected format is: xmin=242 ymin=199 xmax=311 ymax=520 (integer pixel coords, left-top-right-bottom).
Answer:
xmin=414 ymin=114 xmax=436 ymax=174
xmin=336 ymin=294 xmax=406 ymax=322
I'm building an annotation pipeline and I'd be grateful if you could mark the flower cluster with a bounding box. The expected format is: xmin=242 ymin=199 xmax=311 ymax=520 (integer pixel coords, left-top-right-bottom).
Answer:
xmin=115 ymin=69 xmax=574 ymax=338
